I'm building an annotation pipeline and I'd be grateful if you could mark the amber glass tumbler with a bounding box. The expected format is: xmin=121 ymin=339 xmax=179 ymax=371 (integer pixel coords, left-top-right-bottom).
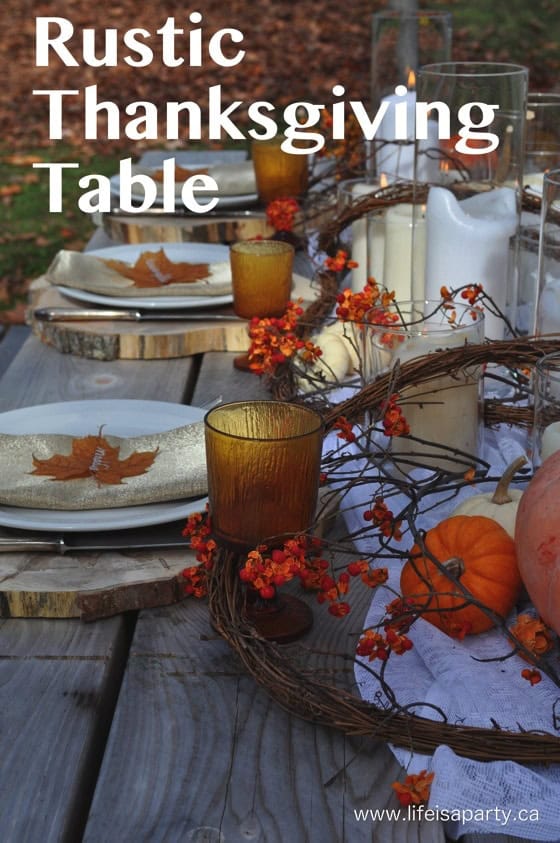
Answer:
xmin=204 ymin=401 xmax=324 ymax=550
xmin=251 ymin=138 xmax=309 ymax=203
xmin=230 ymin=240 xmax=294 ymax=319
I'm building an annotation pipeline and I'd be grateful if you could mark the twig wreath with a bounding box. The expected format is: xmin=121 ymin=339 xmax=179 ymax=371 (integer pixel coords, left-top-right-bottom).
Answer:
xmin=188 ymin=177 xmax=560 ymax=765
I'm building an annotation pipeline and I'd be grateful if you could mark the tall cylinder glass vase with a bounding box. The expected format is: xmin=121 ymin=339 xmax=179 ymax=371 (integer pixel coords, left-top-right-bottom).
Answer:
xmin=415 ymin=62 xmax=528 ymax=340
xmin=369 ymin=10 xmax=452 ymax=181
xmin=535 ymin=169 xmax=560 ymax=339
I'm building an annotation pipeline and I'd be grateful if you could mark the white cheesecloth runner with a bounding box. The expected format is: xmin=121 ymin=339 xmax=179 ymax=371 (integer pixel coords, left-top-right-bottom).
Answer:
xmin=325 ymin=421 xmax=560 ymax=841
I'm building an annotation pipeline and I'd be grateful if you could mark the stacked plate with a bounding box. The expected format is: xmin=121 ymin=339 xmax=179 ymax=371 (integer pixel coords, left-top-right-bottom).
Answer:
xmin=0 ymin=399 xmax=208 ymax=531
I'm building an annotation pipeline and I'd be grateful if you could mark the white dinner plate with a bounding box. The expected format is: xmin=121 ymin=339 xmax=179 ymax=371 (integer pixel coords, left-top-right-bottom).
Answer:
xmin=109 ymin=174 xmax=259 ymax=210
xmin=0 ymin=399 xmax=208 ymax=532
xmin=58 ymin=242 xmax=233 ymax=310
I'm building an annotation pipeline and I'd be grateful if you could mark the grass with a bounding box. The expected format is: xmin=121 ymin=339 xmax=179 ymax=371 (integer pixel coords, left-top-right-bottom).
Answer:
xmin=0 ymin=145 xmax=117 ymax=316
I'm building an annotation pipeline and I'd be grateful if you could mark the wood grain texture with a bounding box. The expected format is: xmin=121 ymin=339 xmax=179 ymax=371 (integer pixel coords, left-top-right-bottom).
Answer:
xmin=190 ymin=350 xmax=271 ymax=405
xmin=103 ymin=209 xmax=274 ymax=247
xmin=0 ymin=328 xmax=199 ymax=839
xmin=84 ymin=599 xmax=444 ymax=843
xmin=0 ymin=546 xmax=194 ymax=619
xmin=83 ymin=353 xmax=445 ymax=843
xmin=0 ymin=325 xmax=29 ymax=380
xmin=0 ymin=333 xmax=196 ymax=412
xmin=29 ymin=285 xmax=251 ymax=361
xmin=0 ymin=614 xmax=129 ymax=843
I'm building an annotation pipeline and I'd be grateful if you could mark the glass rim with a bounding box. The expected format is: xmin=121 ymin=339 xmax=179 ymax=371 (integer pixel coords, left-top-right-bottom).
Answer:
xmin=363 ymin=299 xmax=484 ymax=332
xmin=536 ymin=352 xmax=560 ymax=383
xmin=417 ymin=62 xmax=529 ymax=79
xmin=204 ymin=400 xmax=324 ymax=442
xmin=372 ymin=9 xmax=452 ymax=21
xmin=543 ymin=169 xmax=560 ymax=189
xmin=230 ymin=240 xmax=294 ymax=256
xmin=528 ymin=92 xmax=560 ymax=106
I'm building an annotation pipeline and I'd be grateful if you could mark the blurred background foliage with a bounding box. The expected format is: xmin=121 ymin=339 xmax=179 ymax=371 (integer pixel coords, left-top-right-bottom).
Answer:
xmin=1 ymin=0 xmax=558 ymax=319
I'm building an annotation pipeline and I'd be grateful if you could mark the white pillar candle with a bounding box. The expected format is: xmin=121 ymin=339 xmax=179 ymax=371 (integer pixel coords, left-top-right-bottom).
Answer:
xmin=367 ymin=306 xmax=484 ymax=471
xmin=523 ymin=172 xmax=545 ymax=194
xmin=397 ymin=328 xmax=482 ymax=470
xmin=375 ymin=85 xmax=440 ymax=183
xmin=347 ymin=183 xmax=385 ymax=291
xmin=383 ymin=204 xmax=426 ymax=301
xmin=537 ymin=276 xmax=560 ymax=334
xmin=424 ymin=186 xmax=519 ymax=339
xmin=541 ymin=421 xmax=560 ymax=462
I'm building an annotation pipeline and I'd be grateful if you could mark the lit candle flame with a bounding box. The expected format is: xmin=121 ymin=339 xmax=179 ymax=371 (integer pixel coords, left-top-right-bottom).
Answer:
xmin=380 ymin=173 xmax=389 ymax=188
xmin=407 ymin=68 xmax=416 ymax=90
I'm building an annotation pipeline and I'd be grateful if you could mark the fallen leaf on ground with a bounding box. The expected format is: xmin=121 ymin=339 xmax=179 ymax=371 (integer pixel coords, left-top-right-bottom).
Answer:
xmin=0 ymin=185 xmax=22 ymax=197
xmin=4 ymin=154 xmax=44 ymax=166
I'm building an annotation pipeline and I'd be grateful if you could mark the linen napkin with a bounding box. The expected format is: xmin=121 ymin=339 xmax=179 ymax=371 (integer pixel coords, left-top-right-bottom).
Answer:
xmin=45 ymin=249 xmax=232 ymax=298
xmin=132 ymin=160 xmax=257 ymax=197
xmin=0 ymin=422 xmax=207 ymax=510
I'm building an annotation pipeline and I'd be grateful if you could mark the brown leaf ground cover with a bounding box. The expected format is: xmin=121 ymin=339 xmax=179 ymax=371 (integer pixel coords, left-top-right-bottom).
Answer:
xmin=4 ymin=0 xmax=558 ymax=153
xmin=1 ymin=1 xmax=558 ymax=322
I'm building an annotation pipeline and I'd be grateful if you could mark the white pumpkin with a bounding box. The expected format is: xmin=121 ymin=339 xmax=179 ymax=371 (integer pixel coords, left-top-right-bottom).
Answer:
xmin=451 ymin=456 xmax=527 ymax=537
xmin=296 ymin=322 xmax=359 ymax=393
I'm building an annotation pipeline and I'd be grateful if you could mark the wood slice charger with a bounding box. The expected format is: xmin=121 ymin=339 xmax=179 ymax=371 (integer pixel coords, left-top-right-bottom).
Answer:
xmin=28 ymin=280 xmax=250 ymax=361
xmin=0 ymin=544 xmax=195 ymax=621
xmin=28 ymin=273 xmax=317 ymax=361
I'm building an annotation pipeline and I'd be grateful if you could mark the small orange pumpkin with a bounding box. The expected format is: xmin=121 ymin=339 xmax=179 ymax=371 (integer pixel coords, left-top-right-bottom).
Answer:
xmin=400 ymin=515 xmax=521 ymax=637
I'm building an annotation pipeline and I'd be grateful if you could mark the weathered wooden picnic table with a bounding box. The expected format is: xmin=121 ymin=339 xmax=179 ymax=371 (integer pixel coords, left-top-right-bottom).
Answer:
xmin=0 ymin=152 xmax=523 ymax=843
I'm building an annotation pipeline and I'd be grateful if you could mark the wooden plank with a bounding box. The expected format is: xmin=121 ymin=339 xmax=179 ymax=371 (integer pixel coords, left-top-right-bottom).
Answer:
xmin=27 ymin=263 xmax=316 ymax=362
xmin=191 ymin=350 xmax=272 ymax=405
xmin=84 ymin=597 xmax=444 ymax=843
xmin=0 ymin=614 xmax=131 ymax=842
xmin=0 ymin=544 xmax=193 ymax=619
xmin=0 ymin=333 xmax=196 ymax=412
xmin=29 ymin=285 xmax=250 ymax=361
xmin=0 ymin=333 xmax=199 ymax=838
xmin=0 ymin=325 xmax=29 ymax=380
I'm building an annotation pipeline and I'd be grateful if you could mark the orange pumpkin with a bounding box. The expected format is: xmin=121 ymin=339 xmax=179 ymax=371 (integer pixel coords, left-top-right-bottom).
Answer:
xmin=400 ymin=515 xmax=521 ymax=637
xmin=515 ymin=450 xmax=560 ymax=635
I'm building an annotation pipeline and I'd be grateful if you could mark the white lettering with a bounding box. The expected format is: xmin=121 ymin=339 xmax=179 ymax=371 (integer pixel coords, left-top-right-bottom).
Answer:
xmin=123 ymin=29 xmax=153 ymax=67
xmin=124 ymin=101 xmax=159 ymax=140
xmin=156 ymin=17 xmax=184 ymax=67
xmin=84 ymin=85 xmax=120 ymax=139
xmin=348 ymin=100 xmax=389 ymax=140
xmin=207 ymin=85 xmax=245 ymax=140
xmin=82 ymin=27 xmax=117 ymax=67
xmin=35 ymin=17 xmax=78 ymax=67
xmin=181 ymin=175 xmax=219 ymax=213
xmin=77 ymin=173 xmax=112 ymax=213
xmin=33 ymin=163 xmax=79 ymax=212
xmin=246 ymin=101 xmax=277 ymax=140
xmin=209 ymin=28 xmax=245 ymax=67
xmin=33 ymin=89 xmax=79 ymax=139
xmin=119 ymin=157 xmax=158 ymax=213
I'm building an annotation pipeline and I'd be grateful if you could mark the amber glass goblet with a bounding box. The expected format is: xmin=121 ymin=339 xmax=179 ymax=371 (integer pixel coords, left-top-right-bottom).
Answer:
xmin=251 ymin=138 xmax=309 ymax=203
xmin=204 ymin=400 xmax=324 ymax=642
xmin=230 ymin=239 xmax=294 ymax=370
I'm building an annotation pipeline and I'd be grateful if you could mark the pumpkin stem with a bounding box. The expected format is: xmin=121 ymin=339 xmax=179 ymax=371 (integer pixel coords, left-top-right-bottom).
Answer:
xmin=491 ymin=455 xmax=527 ymax=505
xmin=443 ymin=556 xmax=465 ymax=579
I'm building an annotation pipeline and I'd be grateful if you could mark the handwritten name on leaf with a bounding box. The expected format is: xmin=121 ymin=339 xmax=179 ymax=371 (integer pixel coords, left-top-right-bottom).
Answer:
xmin=31 ymin=427 xmax=159 ymax=485
xmin=101 ymin=247 xmax=209 ymax=288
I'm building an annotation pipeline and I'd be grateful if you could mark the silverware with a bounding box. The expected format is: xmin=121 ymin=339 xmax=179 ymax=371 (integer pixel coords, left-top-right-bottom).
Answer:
xmin=34 ymin=307 xmax=244 ymax=323
xmin=0 ymin=519 xmax=192 ymax=554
